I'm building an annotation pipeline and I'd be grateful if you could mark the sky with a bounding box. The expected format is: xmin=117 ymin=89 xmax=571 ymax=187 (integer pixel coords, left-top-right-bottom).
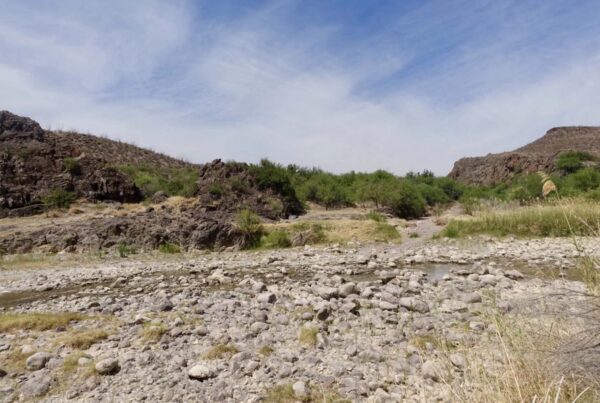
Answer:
xmin=1 ymin=0 xmax=600 ymax=175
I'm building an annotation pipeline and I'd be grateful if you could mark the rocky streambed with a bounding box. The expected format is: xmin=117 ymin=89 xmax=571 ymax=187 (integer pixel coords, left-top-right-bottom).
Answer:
xmin=0 ymin=237 xmax=598 ymax=402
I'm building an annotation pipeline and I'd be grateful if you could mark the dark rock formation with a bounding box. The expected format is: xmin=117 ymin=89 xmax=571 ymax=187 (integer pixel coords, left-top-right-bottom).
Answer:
xmin=449 ymin=126 xmax=600 ymax=186
xmin=0 ymin=111 xmax=195 ymax=217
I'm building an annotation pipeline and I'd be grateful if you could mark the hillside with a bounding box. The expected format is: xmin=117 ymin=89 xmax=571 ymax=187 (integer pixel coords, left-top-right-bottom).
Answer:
xmin=449 ymin=126 xmax=600 ymax=185
xmin=0 ymin=111 xmax=196 ymax=217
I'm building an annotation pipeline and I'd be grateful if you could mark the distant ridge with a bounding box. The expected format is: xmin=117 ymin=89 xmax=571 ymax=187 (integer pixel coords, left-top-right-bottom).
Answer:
xmin=449 ymin=126 xmax=600 ymax=186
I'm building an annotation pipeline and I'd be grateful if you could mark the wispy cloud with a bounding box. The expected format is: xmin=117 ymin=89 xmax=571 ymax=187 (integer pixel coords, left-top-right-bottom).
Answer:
xmin=1 ymin=0 xmax=599 ymax=174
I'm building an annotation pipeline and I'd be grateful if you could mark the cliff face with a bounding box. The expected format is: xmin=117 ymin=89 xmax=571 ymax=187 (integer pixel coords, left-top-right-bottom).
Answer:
xmin=449 ymin=126 xmax=600 ymax=186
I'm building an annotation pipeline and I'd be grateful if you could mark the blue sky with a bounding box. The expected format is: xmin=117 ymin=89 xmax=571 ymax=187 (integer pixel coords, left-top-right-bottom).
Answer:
xmin=1 ymin=0 xmax=600 ymax=174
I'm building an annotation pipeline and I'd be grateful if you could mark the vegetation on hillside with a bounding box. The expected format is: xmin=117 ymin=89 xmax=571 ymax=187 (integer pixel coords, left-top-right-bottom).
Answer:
xmin=459 ymin=151 xmax=600 ymax=207
xmin=250 ymin=161 xmax=463 ymax=219
xmin=117 ymin=164 xmax=199 ymax=198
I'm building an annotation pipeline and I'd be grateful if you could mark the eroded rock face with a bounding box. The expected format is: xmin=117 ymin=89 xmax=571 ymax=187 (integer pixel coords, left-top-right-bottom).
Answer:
xmin=449 ymin=126 xmax=600 ymax=185
xmin=0 ymin=111 xmax=145 ymax=217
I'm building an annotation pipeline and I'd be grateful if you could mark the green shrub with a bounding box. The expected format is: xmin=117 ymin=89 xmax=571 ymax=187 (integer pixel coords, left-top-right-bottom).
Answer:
xmin=229 ymin=177 xmax=249 ymax=194
xmin=563 ymin=168 xmax=600 ymax=193
xmin=373 ymin=222 xmax=401 ymax=241
xmin=208 ymin=182 xmax=226 ymax=197
xmin=117 ymin=243 xmax=137 ymax=258
xmin=416 ymin=183 xmax=450 ymax=206
xmin=118 ymin=165 xmax=198 ymax=198
xmin=387 ymin=182 xmax=426 ymax=219
xmin=366 ymin=210 xmax=386 ymax=222
xmin=63 ymin=158 xmax=82 ymax=176
xmin=556 ymin=151 xmax=595 ymax=174
xmin=236 ymin=209 xmax=264 ymax=248
xmin=261 ymin=229 xmax=292 ymax=249
xmin=291 ymin=222 xmax=327 ymax=244
xmin=43 ymin=189 xmax=77 ymax=209
xmin=250 ymin=159 xmax=300 ymax=210
xmin=159 ymin=242 xmax=181 ymax=254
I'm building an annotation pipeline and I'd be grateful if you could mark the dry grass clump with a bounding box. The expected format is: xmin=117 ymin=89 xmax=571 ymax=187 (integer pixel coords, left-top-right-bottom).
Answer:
xmin=55 ymin=329 xmax=109 ymax=349
xmin=140 ymin=323 xmax=167 ymax=343
xmin=265 ymin=219 xmax=401 ymax=246
xmin=451 ymin=313 xmax=600 ymax=403
xmin=298 ymin=326 xmax=319 ymax=347
xmin=4 ymin=347 xmax=35 ymax=370
xmin=409 ymin=334 xmax=455 ymax=352
xmin=258 ymin=345 xmax=275 ymax=357
xmin=441 ymin=202 xmax=600 ymax=238
xmin=203 ymin=343 xmax=239 ymax=360
xmin=0 ymin=312 xmax=87 ymax=332
xmin=61 ymin=351 xmax=90 ymax=374
xmin=264 ymin=383 xmax=350 ymax=403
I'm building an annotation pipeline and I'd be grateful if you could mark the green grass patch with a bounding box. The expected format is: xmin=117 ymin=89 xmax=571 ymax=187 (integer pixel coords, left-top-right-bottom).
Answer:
xmin=261 ymin=229 xmax=292 ymax=249
xmin=442 ymin=203 xmax=600 ymax=238
xmin=118 ymin=164 xmax=198 ymax=198
xmin=43 ymin=189 xmax=77 ymax=209
xmin=159 ymin=242 xmax=181 ymax=254
xmin=365 ymin=210 xmax=386 ymax=222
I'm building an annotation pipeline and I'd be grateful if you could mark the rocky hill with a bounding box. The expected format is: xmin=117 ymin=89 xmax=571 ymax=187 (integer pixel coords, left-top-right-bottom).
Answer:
xmin=0 ymin=111 xmax=304 ymax=253
xmin=449 ymin=126 xmax=600 ymax=186
xmin=0 ymin=111 xmax=198 ymax=217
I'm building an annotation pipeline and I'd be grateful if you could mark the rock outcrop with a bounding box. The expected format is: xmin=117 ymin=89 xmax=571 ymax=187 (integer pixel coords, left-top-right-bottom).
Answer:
xmin=449 ymin=126 xmax=600 ymax=186
xmin=0 ymin=111 xmax=150 ymax=217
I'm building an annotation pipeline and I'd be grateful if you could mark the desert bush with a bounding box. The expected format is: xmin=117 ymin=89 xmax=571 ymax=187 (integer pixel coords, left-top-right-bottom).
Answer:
xmin=250 ymin=159 xmax=299 ymax=207
xmin=563 ymin=168 xmax=600 ymax=193
xmin=229 ymin=177 xmax=250 ymax=194
xmin=291 ymin=222 xmax=327 ymax=245
xmin=63 ymin=158 xmax=82 ymax=176
xmin=117 ymin=243 xmax=137 ymax=258
xmin=158 ymin=242 xmax=181 ymax=254
xmin=236 ymin=209 xmax=265 ymax=248
xmin=43 ymin=189 xmax=77 ymax=209
xmin=387 ymin=182 xmax=427 ymax=219
xmin=261 ymin=229 xmax=292 ymax=249
xmin=366 ymin=210 xmax=386 ymax=222
xmin=119 ymin=165 xmax=198 ymax=198
xmin=416 ymin=183 xmax=451 ymax=206
xmin=556 ymin=151 xmax=595 ymax=174
xmin=208 ymin=182 xmax=226 ymax=197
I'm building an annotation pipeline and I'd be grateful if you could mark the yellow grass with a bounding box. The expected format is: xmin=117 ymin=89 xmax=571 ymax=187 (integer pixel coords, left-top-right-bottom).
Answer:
xmin=298 ymin=326 xmax=319 ymax=347
xmin=0 ymin=312 xmax=87 ymax=332
xmin=449 ymin=313 xmax=600 ymax=403
xmin=203 ymin=343 xmax=239 ymax=360
xmin=55 ymin=329 xmax=110 ymax=349
xmin=266 ymin=219 xmax=401 ymax=245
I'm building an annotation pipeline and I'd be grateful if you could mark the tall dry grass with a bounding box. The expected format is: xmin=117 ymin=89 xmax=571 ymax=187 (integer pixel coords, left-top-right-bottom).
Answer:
xmin=448 ymin=173 xmax=600 ymax=401
xmin=450 ymin=313 xmax=599 ymax=403
xmin=442 ymin=201 xmax=600 ymax=238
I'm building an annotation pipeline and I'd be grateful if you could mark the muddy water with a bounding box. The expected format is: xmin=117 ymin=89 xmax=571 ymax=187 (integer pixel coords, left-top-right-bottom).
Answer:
xmin=0 ymin=261 xmax=588 ymax=310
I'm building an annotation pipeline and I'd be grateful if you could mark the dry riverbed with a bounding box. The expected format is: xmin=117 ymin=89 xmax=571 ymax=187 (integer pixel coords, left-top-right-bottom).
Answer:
xmin=1 ymin=236 xmax=599 ymax=402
